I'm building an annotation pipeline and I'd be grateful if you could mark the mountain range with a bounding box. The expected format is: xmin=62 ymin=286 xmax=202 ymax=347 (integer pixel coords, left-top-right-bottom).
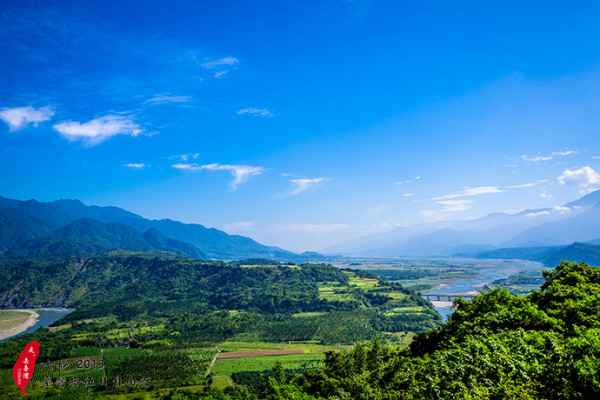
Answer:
xmin=324 ymin=190 xmax=600 ymax=259
xmin=3 ymin=190 xmax=600 ymax=263
xmin=0 ymin=195 xmax=301 ymax=261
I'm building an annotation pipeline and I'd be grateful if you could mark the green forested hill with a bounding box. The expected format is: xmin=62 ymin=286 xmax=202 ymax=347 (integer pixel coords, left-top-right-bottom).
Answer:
xmin=544 ymin=242 xmax=600 ymax=268
xmin=0 ymin=195 xmax=297 ymax=260
xmin=4 ymin=218 xmax=207 ymax=259
xmin=0 ymin=206 xmax=52 ymax=252
xmin=2 ymin=253 xmax=599 ymax=398
xmin=238 ymin=261 xmax=600 ymax=400
xmin=0 ymin=250 xmax=440 ymax=337
xmin=458 ymin=241 xmax=600 ymax=269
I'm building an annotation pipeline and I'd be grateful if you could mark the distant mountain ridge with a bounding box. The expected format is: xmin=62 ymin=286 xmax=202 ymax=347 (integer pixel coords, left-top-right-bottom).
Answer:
xmin=457 ymin=241 xmax=600 ymax=268
xmin=5 ymin=218 xmax=208 ymax=259
xmin=0 ymin=195 xmax=298 ymax=260
xmin=324 ymin=190 xmax=600 ymax=257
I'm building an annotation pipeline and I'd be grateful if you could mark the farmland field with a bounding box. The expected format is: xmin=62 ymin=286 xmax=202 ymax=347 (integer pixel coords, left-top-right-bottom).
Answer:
xmin=0 ymin=255 xmax=443 ymax=398
xmin=212 ymin=353 xmax=325 ymax=376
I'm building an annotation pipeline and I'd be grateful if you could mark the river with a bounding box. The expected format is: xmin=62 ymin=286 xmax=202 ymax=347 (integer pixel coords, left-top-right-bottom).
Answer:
xmin=0 ymin=308 xmax=72 ymax=342
xmin=425 ymin=259 xmax=542 ymax=321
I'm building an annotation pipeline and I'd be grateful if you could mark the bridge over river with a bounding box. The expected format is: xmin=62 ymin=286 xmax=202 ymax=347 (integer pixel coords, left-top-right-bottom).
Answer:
xmin=422 ymin=294 xmax=472 ymax=302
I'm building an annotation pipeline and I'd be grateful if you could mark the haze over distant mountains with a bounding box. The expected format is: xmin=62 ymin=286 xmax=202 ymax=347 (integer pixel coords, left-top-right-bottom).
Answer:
xmin=324 ymin=190 xmax=600 ymax=259
xmin=3 ymin=191 xmax=600 ymax=264
xmin=0 ymin=195 xmax=308 ymax=261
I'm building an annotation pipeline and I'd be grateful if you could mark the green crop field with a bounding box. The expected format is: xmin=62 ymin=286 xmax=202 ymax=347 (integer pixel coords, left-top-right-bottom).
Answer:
xmin=211 ymin=353 xmax=325 ymax=375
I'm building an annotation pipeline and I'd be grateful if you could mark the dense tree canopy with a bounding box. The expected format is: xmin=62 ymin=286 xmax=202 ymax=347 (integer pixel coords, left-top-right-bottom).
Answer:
xmin=187 ymin=261 xmax=600 ymax=400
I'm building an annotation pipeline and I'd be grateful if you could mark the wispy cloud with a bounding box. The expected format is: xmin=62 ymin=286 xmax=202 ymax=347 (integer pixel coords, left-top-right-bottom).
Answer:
xmin=557 ymin=166 xmax=600 ymax=188
xmin=170 ymin=153 xmax=200 ymax=162
xmin=236 ymin=108 xmax=274 ymax=117
xmin=200 ymin=57 xmax=239 ymax=69
xmin=172 ymin=163 xmax=264 ymax=189
xmin=53 ymin=115 xmax=143 ymax=145
xmin=289 ymin=178 xmax=327 ymax=195
xmin=403 ymin=193 xmax=415 ymax=197
xmin=433 ymin=186 xmax=504 ymax=200
xmin=394 ymin=176 xmax=421 ymax=185
xmin=539 ymin=188 xmax=552 ymax=200
xmin=553 ymin=206 xmax=571 ymax=214
xmin=123 ymin=163 xmax=146 ymax=169
xmin=145 ymin=94 xmax=192 ymax=106
xmin=200 ymin=57 xmax=239 ymax=78
xmin=526 ymin=210 xmax=550 ymax=217
xmin=0 ymin=106 xmax=54 ymax=131
xmin=420 ymin=199 xmax=473 ymax=222
xmin=437 ymin=199 xmax=473 ymax=212
xmin=521 ymin=150 xmax=576 ymax=162
xmin=505 ymin=182 xmax=538 ymax=188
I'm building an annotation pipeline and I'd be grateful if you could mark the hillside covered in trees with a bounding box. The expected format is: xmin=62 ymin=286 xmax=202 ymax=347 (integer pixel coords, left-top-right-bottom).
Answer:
xmin=200 ymin=260 xmax=599 ymax=400
xmin=0 ymin=253 xmax=598 ymax=398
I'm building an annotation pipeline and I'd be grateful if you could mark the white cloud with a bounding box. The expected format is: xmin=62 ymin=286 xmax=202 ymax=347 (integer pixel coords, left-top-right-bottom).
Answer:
xmin=0 ymin=106 xmax=54 ymax=131
xmin=145 ymin=94 xmax=192 ymax=105
xmin=539 ymin=188 xmax=552 ymax=200
xmin=521 ymin=150 xmax=576 ymax=162
xmin=123 ymin=163 xmax=146 ymax=169
xmin=557 ymin=166 xmax=600 ymax=187
xmin=53 ymin=115 xmax=142 ymax=145
xmin=505 ymin=182 xmax=538 ymax=188
xmin=172 ymin=163 xmax=198 ymax=171
xmin=200 ymin=57 xmax=239 ymax=78
xmin=526 ymin=211 xmax=550 ymax=217
xmin=593 ymin=156 xmax=600 ymax=159
xmin=236 ymin=108 xmax=274 ymax=117
xmin=420 ymin=199 xmax=473 ymax=223
xmin=171 ymin=153 xmax=200 ymax=162
xmin=173 ymin=163 xmax=264 ymax=189
xmin=433 ymin=186 xmax=504 ymax=200
xmin=578 ymin=187 xmax=600 ymax=195
xmin=394 ymin=176 xmax=421 ymax=185
xmin=553 ymin=206 xmax=571 ymax=214
xmin=437 ymin=199 xmax=473 ymax=212
xmin=554 ymin=151 xmax=576 ymax=156
xmin=289 ymin=178 xmax=326 ymax=195
xmin=403 ymin=193 xmax=415 ymax=197
xmin=200 ymin=57 xmax=239 ymax=69
xmin=522 ymin=155 xmax=553 ymax=162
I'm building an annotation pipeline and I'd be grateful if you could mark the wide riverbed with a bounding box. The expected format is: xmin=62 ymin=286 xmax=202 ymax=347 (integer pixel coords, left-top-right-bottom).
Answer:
xmin=426 ymin=259 xmax=543 ymax=321
xmin=0 ymin=308 xmax=72 ymax=342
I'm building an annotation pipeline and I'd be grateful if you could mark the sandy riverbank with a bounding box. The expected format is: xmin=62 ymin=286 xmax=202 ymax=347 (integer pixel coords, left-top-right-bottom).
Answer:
xmin=0 ymin=309 xmax=39 ymax=341
xmin=430 ymin=301 xmax=454 ymax=310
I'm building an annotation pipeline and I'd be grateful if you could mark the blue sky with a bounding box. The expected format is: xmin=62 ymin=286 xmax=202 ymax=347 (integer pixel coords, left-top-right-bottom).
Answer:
xmin=2 ymin=0 xmax=600 ymax=251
